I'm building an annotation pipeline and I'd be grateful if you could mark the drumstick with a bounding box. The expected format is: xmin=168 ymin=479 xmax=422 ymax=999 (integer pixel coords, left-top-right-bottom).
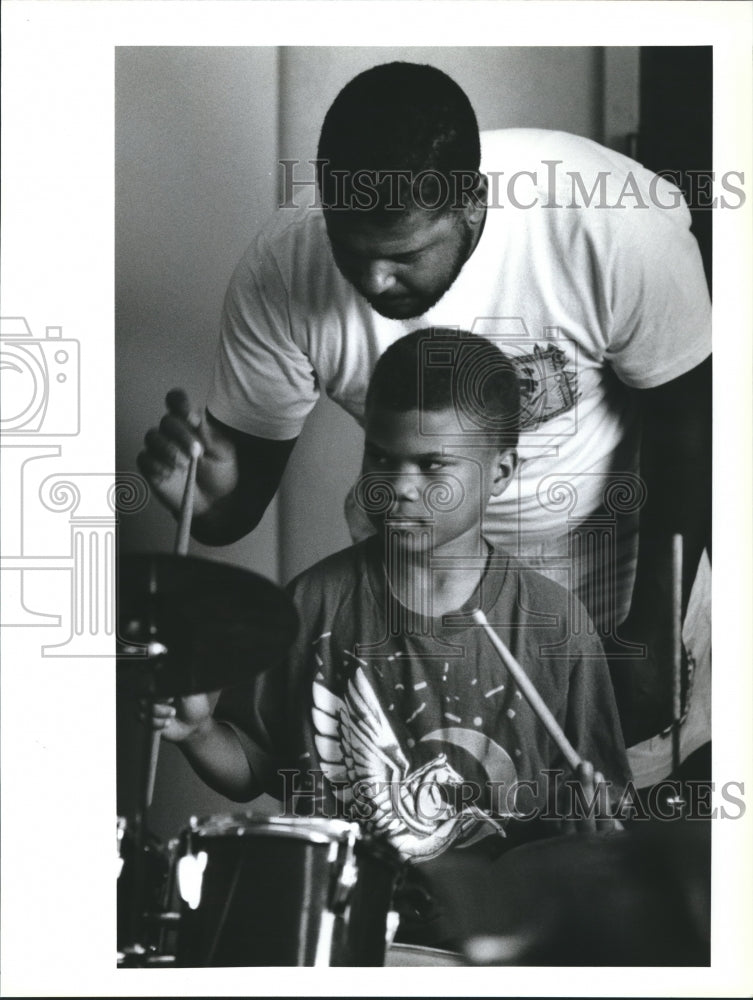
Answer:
xmin=146 ymin=439 xmax=204 ymax=807
xmin=175 ymin=439 xmax=204 ymax=556
xmin=471 ymin=608 xmax=583 ymax=772
xmin=671 ymin=534 xmax=683 ymax=776
xmin=145 ymin=649 xmax=168 ymax=810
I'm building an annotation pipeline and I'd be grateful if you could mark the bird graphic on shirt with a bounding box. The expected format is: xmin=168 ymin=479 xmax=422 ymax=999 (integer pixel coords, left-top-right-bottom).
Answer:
xmin=311 ymin=666 xmax=505 ymax=862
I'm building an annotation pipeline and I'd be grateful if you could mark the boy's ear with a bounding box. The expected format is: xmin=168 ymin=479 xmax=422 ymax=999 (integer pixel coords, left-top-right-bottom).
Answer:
xmin=490 ymin=447 xmax=518 ymax=497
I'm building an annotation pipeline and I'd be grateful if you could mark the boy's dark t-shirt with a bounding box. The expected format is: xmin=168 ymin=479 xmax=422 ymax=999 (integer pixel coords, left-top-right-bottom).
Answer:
xmin=216 ymin=536 xmax=631 ymax=865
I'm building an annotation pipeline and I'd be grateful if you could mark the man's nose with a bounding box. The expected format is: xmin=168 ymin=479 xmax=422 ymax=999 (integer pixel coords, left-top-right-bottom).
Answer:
xmin=360 ymin=260 xmax=397 ymax=297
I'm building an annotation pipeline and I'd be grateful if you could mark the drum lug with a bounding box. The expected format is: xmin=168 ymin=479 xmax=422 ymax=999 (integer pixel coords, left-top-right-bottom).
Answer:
xmin=144 ymin=910 xmax=182 ymax=926
xmin=385 ymin=910 xmax=401 ymax=948
xmin=176 ymin=851 xmax=208 ymax=910
xmin=329 ymin=827 xmax=359 ymax=914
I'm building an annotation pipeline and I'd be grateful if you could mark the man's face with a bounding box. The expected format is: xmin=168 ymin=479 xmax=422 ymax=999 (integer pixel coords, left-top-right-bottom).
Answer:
xmin=325 ymin=207 xmax=476 ymax=320
xmin=360 ymin=406 xmax=514 ymax=557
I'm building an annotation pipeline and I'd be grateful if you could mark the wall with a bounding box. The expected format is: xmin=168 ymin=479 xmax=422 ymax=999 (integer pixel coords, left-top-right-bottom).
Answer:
xmin=115 ymin=46 xmax=280 ymax=578
xmin=115 ymin=47 xmax=282 ymax=839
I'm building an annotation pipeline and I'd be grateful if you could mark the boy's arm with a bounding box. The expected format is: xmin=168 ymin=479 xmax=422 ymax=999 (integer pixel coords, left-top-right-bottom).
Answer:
xmin=152 ymin=693 xmax=263 ymax=801
xmin=151 ymin=576 xmax=306 ymax=803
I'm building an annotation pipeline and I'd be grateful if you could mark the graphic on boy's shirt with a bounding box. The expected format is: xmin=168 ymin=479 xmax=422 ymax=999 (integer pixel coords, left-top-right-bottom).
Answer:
xmin=511 ymin=344 xmax=579 ymax=430
xmin=312 ymin=666 xmax=513 ymax=863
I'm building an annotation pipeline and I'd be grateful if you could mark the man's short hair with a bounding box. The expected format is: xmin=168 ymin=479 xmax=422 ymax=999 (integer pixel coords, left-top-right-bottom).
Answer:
xmin=366 ymin=329 xmax=521 ymax=449
xmin=317 ymin=62 xmax=481 ymax=216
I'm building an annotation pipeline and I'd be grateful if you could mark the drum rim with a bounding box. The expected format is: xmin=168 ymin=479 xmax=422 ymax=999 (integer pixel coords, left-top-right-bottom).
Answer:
xmin=182 ymin=812 xmax=406 ymax=869
xmin=186 ymin=812 xmax=363 ymax=844
xmin=386 ymin=943 xmax=467 ymax=965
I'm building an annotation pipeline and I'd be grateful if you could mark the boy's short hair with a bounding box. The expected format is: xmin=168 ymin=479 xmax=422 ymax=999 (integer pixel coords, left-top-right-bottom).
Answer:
xmin=366 ymin=328 xmax=521 ymax=450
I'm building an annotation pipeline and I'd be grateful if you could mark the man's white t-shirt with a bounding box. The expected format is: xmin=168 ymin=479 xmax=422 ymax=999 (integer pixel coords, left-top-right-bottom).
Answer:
xmin=208 ymin=128 xmax=711 ymax=623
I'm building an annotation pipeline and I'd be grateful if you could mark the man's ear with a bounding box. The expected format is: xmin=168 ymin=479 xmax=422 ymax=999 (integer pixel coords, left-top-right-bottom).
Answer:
xmin=464 ymin=172 xmax=488 ymax=226
xmin=490 ymin=447 xmax=518 ymax=497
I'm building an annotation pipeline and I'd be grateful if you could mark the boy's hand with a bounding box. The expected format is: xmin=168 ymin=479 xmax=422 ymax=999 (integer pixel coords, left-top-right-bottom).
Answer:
xmin=149 ymin=692 xmax=217 ymax=743
xmin=564 ymin=760 xmax=624 ymax=835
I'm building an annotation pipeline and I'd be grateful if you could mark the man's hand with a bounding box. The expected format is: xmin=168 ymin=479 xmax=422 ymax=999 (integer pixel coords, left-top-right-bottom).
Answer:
xmin=138 ymin=389 xmax=240 ymax=520
xmin=137 ymin=388 xmax=298 ymax=546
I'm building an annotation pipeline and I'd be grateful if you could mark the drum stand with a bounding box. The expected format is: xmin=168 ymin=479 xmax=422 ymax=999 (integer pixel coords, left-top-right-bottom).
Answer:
xmin=118 ymin=616 xmax=178 ymax=966
xmin=118 ymin=445 xmax=202 ymax=968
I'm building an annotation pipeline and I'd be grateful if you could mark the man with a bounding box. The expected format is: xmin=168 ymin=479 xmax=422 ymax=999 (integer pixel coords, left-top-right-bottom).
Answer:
xmin=138 ymin=61 xmax=711 ymax=771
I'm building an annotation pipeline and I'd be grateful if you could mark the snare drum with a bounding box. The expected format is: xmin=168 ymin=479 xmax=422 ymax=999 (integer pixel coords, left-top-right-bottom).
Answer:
xmin=173 ymin=813 xmax=401 ymax=967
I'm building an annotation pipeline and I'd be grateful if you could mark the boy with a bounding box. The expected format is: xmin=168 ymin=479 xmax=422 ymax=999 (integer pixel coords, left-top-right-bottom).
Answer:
xmin=152 ymin=329 xmax=630 ymax=940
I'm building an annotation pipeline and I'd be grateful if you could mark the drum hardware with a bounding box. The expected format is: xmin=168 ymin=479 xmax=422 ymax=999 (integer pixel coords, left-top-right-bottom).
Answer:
xmin=116 ymin=815 xmax=176 ymax=966
xmin=116 ymin=816 xmax=127 ymax=878
xmin=327 ymin=823 xmax=359 ymax=914
xmin=385 ymin=909 xmax=401 ymax=949
xmin=145 ymin=441 xmax=201 ymax=805
xmin=667 ymin=533 xmax=687 ymax=816
xmin=315 ymin=823 xmax=359 ymax=967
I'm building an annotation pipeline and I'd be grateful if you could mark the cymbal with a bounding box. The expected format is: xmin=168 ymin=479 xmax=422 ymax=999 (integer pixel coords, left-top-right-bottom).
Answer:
xmin=117 ymin=552 xmax=299 ymax=698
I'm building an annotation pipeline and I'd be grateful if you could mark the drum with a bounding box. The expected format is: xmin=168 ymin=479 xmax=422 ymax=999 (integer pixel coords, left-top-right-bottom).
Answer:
xmin=172 ymin=813 xmax=402 ymax=967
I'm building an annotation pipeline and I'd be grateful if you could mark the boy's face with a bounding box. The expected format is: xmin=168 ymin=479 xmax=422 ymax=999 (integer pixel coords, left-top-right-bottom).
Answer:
xmin=360 ymin=405 xmax=516 ymax=556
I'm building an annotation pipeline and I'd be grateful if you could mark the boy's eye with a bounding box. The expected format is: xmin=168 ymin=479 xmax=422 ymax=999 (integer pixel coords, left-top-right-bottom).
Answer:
xmin=420 ymin=459 xmax=447 ymax=473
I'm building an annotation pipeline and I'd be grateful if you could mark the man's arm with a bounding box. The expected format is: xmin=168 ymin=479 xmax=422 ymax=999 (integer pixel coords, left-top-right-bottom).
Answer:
xmin=137 ymin=388 xmax=298 ymax=546
xmin=632 ymin=355 xmax=712 ymax=612
xmin=191 ymin=414 xmax=297 ymax=545
xmin=608 ymin=355 xmax=712 ymax=745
